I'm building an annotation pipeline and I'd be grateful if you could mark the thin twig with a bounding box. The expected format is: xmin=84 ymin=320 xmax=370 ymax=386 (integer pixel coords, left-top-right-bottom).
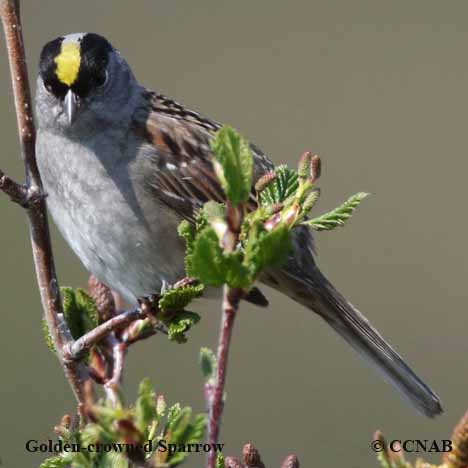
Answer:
xmin=64 ymin=306 xmax=148 ymax=360
xmin=207 ymin=202 xmax=244 ymax=468
xmin=0 ymin=0 xmax=89 ymax=405
xmin=0 ymin=169 xmax=29 ymax=205
xmin=207 ymin=286 xmax=242 ymax=468
xmin=103 ymin=334 xmax=126 ymax=406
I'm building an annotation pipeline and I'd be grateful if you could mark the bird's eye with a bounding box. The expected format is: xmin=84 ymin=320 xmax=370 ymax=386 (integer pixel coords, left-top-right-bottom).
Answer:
xmin=45 ymin=83 xmax=53 ymax=93
xmin=96 ymin=70 xmax=109 ymax=89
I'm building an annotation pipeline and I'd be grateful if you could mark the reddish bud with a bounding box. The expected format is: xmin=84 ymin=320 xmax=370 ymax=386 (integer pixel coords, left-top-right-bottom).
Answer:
xmin=242 ymin=443 xmax=265 ymax=468
xmin=224 ymin=457 xmax=242 ymax=468
xmin=255 ymin=171 xmax=277 ymax=192
xmin=281 ymin=454 xmax=300 ymax=468
xmin=310 ymin=154 xmax=321 ymax=182
xmin=88 ymin=275 xmax=115 ymax=322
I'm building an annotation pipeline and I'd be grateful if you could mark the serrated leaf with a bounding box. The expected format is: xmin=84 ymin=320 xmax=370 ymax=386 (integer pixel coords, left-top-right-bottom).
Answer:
xmin=244 ymin=223 xmax=291 ymax=277
xmin=302 ymin=188 xmax=321 ymax=215
xmin=203 ymin=201 xmax=228 ymax=240
xmin=75 ymin=289 xmax=99 ymax=331
xmin=203 ymin=201 xmax=225 ymax=222
xmin=200 ymin=347 xmax=217 ymax=381
xmin=376 ymin=451 xmax=392 ymax=468
xmin=178 ymin=220 xmax=196 ymax=275
xmin=95 ymin=452 xmax=129 ymax=468
xmin=60 ymin=451 xmax=91 ymax=468
xmin=258 ymin=165 xmax=298 ymax=206
xmin=39 ymin=456 xmax=69 ymax=468
xmin=80 ymin=423 xmax=103 ymax=447
xmin=61 ymin=287 xmax=99 ymax=339
xmin=189 ymin=227 xmax=251 ymax=288
xmin=167 ymin=312 xmax=201 ymax=343
xmin=168 ymin=406 xmax=192 ymax=440
xmin=187 ymin=414 xmax=206 ymax=443
xmin=61 ymin=286 xmax=76 ymax=315
xmin=211 ymin=126 xmax=253 ymax=205
xmin=159 ymin=284 xmax=204 ymax=313
xmin=216 ymin=452 xmax=225 ymax=468
xmin=41 ymin=319 xmax=56 ymax=353
xmin=178 ymin=220 xmax=195 ymax=252
xmin=168 ymin=411 xmax=207 ymax=466
xmin=188 ymin=227 xmax=225 ymax=286
xmin=61 ymin=286 xmax=82 ymax=339
xmin=167 ymin=403 xmax=182 ymax=427
xmin=135 ymin=378 xmax=157 ymax=435
xmin=223 ymin=251 xmax=252 ymax=288
xmin=304 ymin=192 xmax=369 ymax=231
xmin=156 ymin=395 xmax=167 ymax=417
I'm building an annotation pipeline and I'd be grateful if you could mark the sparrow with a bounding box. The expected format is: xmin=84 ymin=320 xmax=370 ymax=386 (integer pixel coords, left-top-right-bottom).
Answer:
xmin=35 ymin=32 xmax=442 ymax=417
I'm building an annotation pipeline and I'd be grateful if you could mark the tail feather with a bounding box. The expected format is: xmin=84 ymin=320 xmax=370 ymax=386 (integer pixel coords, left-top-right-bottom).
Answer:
xmin=263 ymin=266 xmax=443 ymax=418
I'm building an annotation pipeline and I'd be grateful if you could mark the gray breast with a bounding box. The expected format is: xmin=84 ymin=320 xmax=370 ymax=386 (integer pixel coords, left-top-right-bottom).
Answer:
xmin=36 ymin=128 xmax=186 ymax=304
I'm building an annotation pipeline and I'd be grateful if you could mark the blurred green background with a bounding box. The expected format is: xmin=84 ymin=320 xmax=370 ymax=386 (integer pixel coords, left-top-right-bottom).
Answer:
xmin=1 ymin=1 xmax=467 ymax=466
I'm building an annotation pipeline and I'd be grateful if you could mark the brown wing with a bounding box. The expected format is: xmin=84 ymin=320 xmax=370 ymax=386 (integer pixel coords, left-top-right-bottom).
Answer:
xmin=131 ymin=90 xmax=274 ymax=223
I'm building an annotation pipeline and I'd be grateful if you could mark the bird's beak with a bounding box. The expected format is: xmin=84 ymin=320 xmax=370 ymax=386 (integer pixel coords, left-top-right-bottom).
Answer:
xmin=64 ymin=89 xmax=79 ymax=125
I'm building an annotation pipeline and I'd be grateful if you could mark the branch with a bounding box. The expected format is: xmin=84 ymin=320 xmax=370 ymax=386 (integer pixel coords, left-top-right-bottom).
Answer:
xmin=0 ymin=0 xmax=90 ymax=406
xmin=102 ymin=334 xmax=126 ymax=406
xmin=64 ymin=305 xmax=149 ymax=360
xmin=207 ymin=203 xmax=244 ymax=468
xmin=0 ymin=169 xmax=29 ymax=205
xmin=207 ymin=286 xmax=242 ymax=468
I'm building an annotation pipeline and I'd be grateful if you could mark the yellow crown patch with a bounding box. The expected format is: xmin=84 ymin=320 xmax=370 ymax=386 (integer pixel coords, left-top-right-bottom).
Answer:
xmin=55 ymin=42 xmax=80 ymax=86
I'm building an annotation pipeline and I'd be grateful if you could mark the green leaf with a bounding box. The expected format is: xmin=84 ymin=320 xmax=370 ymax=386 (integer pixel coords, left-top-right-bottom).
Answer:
xmin=41 ymin=319 xmax=55 ymax=353
xmin=44 ymin=380 xmax=208 ymax=468
xmin=75 ymin=289 xmax=99 ymax=331
xmin=301 ymin=188 xmax=321 ymax=215
xmin=189 ymin=226 xmax=252 ymax=287
xmin=303 ymin=192 xmax=369 ymax=231
xmin=223 ymin=251 xmax=252 ymax=288
xmin=167 ymin=411 xmax=207 ymax=466
xmin=188 ymin=227 xmax=225 ymax=286
xmin=167 ymin=312 xmax=201 ymax=343
xmin=186 ymin=413 xmax=207 ymax=445
xmin=244 ymin=223 xmax=291 ymax=277
xmin=135 ymin=378 xmax=157 ymax=435
xmin=39 ymin=456 xmax=69 ymax=468
xmin=60 ymin=448 xmax=92 ymax=468
xmin=61 ymin=286 xmax=76 ymax=315
xmin=376 ymin=451 xmax=392 ymax=468
xmin=156 ymin=395 xmax=167 ymax=418
xmin=167 ymin=403 xmax=182 ymax=427
xmin=95 ymin=452 xmax=129 ymax=468
xmin=203 ymin=201 xmax=228 ymax=240
xmin=168 ymin=406 xmax=192 ymax=441
xmin=61 ymin=286 xmax=81 ymax=339
xmin=199 ymin=347 xmax=217 ymax=382
xmin=61 ymin=287 xmax=98 ymax=339
xmin=178 ymin=220 xmax=196 ymax=276
xmin=178 ymin=220 xmax=195 ymax=253
xmin=211 ymin=126 xmax=253 ymax=205
xmin=60 ymin=451 xmax=92 ymax=468
xmin=216 ymin=452 xmax=225 ymax=468
xmin=80 ymin=423 xmax=103 ymax=447
xmin=159 ymin=284 xmax=204 ymax=313
xmin=202 ymin=201 xmax=226 ymax=223
xmin=258 ymin=165 xmax=298 ymax=206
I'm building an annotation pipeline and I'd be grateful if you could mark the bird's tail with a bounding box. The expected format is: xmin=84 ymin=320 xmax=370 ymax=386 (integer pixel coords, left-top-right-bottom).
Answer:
xmin=263 ymin=265 xmax=443 ymax=418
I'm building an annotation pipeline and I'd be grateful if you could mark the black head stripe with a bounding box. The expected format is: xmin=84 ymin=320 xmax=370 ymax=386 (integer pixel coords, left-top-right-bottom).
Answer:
xmin=39 ymin=36 xmax=68 ymax=99
xmin=72 ymin=33 xmax=112 ymax=97
xmin=39 ymin=33 xmax=113 ymax=99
